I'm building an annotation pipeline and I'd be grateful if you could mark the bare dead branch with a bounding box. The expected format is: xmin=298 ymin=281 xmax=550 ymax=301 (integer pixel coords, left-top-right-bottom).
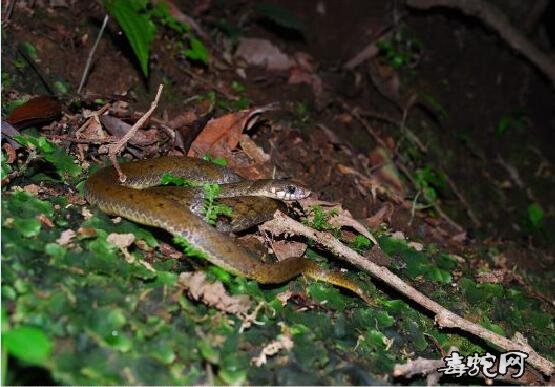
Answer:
xmin=108 ymin=84 xmax=164 ymax=181
xmin=406 ymin=0 xmax=555 ymax=87
xmin=78 ymin=14 xmax=109 ymax=95
xmin=261 ymin=210 xmax=554 ymax=376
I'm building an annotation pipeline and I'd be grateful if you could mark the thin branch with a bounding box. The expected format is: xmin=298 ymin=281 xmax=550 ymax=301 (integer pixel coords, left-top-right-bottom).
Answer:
xmin=261 ymin=210 xmax=554 ymax=376
xmin=78 ymin=14 xmax=109 ymax=95
xmin=108 ymin=84 xmax=164 ymax=181
xmin=406 ymin=0 xmax=555 ymax=87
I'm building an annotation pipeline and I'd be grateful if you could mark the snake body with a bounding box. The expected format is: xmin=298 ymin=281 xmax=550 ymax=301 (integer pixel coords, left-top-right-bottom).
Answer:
xmin=84 ymin=156 xmax=370 ymax=301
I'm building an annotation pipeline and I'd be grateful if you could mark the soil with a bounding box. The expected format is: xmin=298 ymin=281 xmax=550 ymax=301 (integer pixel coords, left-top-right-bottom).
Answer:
xmin=1 ymin=0 xmax=554 ymax=383
xmin=3 ymin=0 xmax=553 ymax=296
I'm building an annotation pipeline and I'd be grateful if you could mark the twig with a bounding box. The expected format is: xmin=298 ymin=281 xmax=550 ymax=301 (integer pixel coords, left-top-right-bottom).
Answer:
xmin=2 ymin=0 xmax=16 ymax=22
xmin=406 ymin=0 xmax=555 ymax=87
xmin=442 ymin=169 xmax=481 ymax=227
xmin=108 ymin=84 xmax=164 ymax=181
xmin=261 ymin=211 xmax=554 ymax=376
xmin=46 ymin=135 xmax=116 ymax=144
xmin=399 ymin=93 xmax=427 ymax=153
xmin=17 ymin=44 xmax=56 ymax=96
xmin=78 ymin=14 xmax=109 ymax=95
xmin=344 ymin=100 xmax=466 ymax=232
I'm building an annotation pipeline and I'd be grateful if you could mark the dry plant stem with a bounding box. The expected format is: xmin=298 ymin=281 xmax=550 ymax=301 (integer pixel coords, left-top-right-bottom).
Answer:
xmin=345 ymin=101 xmax=466 ymax=232
xmin=406 ymin=0 xmax=555 ymax=87
xmin=108 ymin=84 xmax=164 ymax=181
xmin=442 ymin=169 xmax=481 ymax=227
xmin=262 ymin=210 xmax=554 ymax=376
xmin=78 ymin=14 xmax=109 ymax=95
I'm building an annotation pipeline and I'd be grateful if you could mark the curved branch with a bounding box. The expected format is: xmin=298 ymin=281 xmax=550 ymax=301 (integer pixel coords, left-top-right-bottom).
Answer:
xmin=406 ymin=0 xmax=555 ymax=87
xmin=261 ymin=211 xmax=554 ymax=377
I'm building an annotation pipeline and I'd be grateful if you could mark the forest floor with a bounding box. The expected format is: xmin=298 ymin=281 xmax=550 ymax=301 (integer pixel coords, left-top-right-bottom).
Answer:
xmin=1 ymin=0 xmax=554 ymax=385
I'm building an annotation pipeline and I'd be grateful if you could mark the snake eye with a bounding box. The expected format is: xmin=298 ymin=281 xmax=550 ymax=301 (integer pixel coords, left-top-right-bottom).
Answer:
xmin=286 ymin=185 xmax=297 ymax=195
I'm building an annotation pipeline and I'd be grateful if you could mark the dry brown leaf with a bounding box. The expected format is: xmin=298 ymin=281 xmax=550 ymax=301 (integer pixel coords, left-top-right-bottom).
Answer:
xmin=6 ymin=96 xmax=62 ymax=129
xmin=107 ymin=233 xmax=135 ymax=249
xmin=476 ymin=269 xmax=507 ymax=284
xmin=100 ymin=115 xmax=160 ymax=146
xmin=235 ymin=37 xmax=295 ymax=71
xmin=188 ymin=106 xmax=275 ymax=161
xmin=251 ymin=323 xmax=294 ymax=367
xmin=23 ymin=184 xmax=40 ymax=196
xmin=288 ymin=67 xmax=323 ymax=97
xmin=179 ymin=271 xmax=252 ymax=314
xmin=369 ymin=146 xmax=406 ymax=196
xmin=56 ymin=229 xmax=76 ymax=246
xmin=77 ymin=226 xmax=96 ymax=238
xmin=239 ymin=134 xmax=270 ymax=164
xmin=271 ymin=240 xmax=308 ymax=261
xmin=364 ymin=202 xmax=394 ymax=227
xmin=36 ymin=214 xmax=54 ymax=228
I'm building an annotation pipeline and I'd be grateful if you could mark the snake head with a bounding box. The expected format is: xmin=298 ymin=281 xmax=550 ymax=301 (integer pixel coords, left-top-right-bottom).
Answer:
xmin=266 ymin=180 xmax=311 ymax=200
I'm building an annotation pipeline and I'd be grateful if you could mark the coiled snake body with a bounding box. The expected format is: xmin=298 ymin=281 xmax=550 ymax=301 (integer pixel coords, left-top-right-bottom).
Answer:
xmin=84 ymin=156 xmax=369 ymax=301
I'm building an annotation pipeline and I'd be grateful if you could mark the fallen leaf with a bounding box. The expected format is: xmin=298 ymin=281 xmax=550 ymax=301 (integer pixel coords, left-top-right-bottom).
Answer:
xmin=364 ymin=202 xmax=394 ymax=227
xmin=476 ymin=269 xmax=507 ymax=284
xmin=390 ymin=230 xmax=406 ymax=240
xmin=271 ymin=240 xmax=307 ymax=261
xmin=6 ymin=96 xmax=62 ymax=129
xmin=179 ymin=271 xmax=252 ymax=314
xmin=407 ymin=241 xmax=424 ymax=251
xmin=288 ymin=67 xmax=323 ymax=97
xmin=251 ymin=323 xmax=294 ymax=366
xmin=369 ymin=146 xmax=406 ymax=196
xmin=77 ymin=226 xmax=96 ymax=238
xmin=23 ymin=184 xmax=41 ymax=196
xmin=107 ymin=233 xmax=135 ymax=249
xmin=235 ymin=37 xmax=295 ymax=71
xmin=239 ymin=134 xmax=270 ymax=163
xmin=56 ymin=229 xmax=76 ymax=246
xmin=187 ymin=105 xmax=275 ymax=160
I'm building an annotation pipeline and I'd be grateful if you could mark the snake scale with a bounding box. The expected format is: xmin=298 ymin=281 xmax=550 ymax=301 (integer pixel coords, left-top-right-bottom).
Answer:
xmin=84 ymin=156 xmax=370 ymax=302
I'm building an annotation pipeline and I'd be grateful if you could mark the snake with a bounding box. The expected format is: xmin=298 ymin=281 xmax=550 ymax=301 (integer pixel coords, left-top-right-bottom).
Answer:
xmin=84 ymin=156 xmax=370 ymax=302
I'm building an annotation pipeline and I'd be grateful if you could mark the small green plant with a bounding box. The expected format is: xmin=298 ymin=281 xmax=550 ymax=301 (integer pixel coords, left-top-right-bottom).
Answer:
xmin=202 ymin=154 xmax=228 ymax=167
xmin=160 ymin=172 xmax=195 ymax=187
xmin=352 ymin=235 xmax=372 ymax=252
xmin=414 ymin=165 xmax=446 ymax=204
xmin=173 ymin=235 xmax=208 ymax=260
xmin=495 ymin=112 xmax=529 ymax=136
xmin=527 ymin=202 xmax=544 ymax=228
xmin=201 ymin=183 xmax=233 ymax=225
xmin=103 ymin=0 xmax=208 ymax=77
xmin=203 ymin=90 xmax=251 ymax=112
xmin=377 ymin=26 xmax=422 ymax=70
xmin=103 ymin=0 xmax=156 ymax=76
xmin=305 ymin=205 xmax=339 ymax=232
xmin=14 ymin=135 xmax=82 ymax=181
xmin=419 ymin=93 xmax=448 ymax=121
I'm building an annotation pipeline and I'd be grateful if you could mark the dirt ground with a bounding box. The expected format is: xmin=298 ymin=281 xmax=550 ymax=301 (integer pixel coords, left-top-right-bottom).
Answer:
xmin=1 ymin=0 xmax=554 ymax=384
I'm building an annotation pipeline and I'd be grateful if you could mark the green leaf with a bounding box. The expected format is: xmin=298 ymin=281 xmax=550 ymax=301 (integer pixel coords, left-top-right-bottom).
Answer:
xmin=104 ymin=0 xmax=156 ymax=76
xmin=160 ymin=172 xmax=195 ymax=187
xmin=184 ymin=37 xmax=209 ymax=64
xmin=3 ymin=326 xmax=53 ymax=365
xmin=20 ymin=42 xmax=39 ymax=61
xmin=14 ymin=135 xmax=82 ymax=181
xmin=425 ymin=267 xmax=452 ymax=284
xmin=527 ymin=202 xmax=544 ymax=228
xmin=13 ymin=218 xmax=42 ymax=238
